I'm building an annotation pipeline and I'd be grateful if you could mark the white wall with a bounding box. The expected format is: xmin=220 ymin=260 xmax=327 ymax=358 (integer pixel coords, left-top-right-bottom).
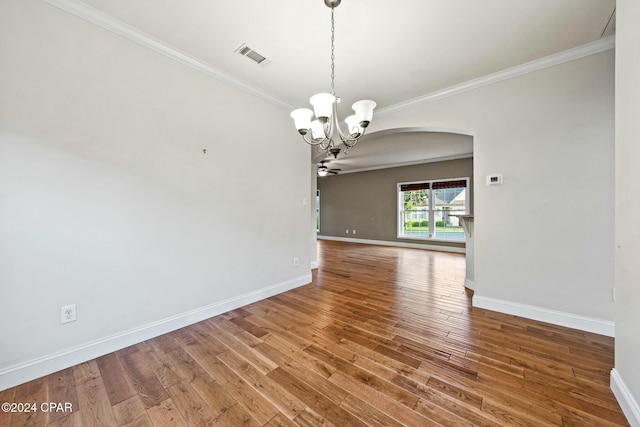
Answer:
xmin=373 ymin=48 xmax=615 ymax=334
xmin=0 ymin=0 xmax=621 ymax=397
xmin=613 ymin=0 xmax=640 ymax=424
xmin=0 ymin=0 xmax=311 ymax=389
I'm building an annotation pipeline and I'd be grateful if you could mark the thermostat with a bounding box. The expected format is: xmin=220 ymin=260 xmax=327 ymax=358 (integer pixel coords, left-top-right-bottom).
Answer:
xmin=486 ymin=174 xmax=502 ymax=185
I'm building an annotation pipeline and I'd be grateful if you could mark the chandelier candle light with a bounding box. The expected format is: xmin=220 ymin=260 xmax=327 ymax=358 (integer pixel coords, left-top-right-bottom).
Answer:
xmin=290 ymin=0 xmax=376 ymax=158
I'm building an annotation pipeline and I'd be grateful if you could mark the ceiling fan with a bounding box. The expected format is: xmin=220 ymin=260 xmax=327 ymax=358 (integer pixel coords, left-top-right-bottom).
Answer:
xmin=318 ymin=160 xmax=340 ymax=176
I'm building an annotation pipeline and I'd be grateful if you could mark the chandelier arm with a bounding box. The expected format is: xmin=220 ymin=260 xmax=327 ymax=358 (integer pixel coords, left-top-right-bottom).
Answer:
xmin=342 ymin=124 xmax=369 ymax=147
xmin=324 ymin=107 xmax=336 ymax=142
xmin=338 ymin=125 xmax=367 ymax=148
xmin=329 ymin=100 xmax=354 ymax=144
xmin=319 ymin=137 xmax=337 ymax=151
xmin=301 ymin=132 xmax=329 ymax=146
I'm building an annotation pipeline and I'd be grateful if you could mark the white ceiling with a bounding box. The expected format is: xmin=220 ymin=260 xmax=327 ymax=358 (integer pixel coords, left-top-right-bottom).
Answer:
xmin=320 ymin=129 xmax=474 ymax=174
xmin=60 ymin=0 xmax=615 ymax=172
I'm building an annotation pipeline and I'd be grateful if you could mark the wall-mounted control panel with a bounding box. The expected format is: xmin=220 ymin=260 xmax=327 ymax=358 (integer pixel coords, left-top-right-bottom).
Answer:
xmin=486 ymin=174 xmax=503 ymax=185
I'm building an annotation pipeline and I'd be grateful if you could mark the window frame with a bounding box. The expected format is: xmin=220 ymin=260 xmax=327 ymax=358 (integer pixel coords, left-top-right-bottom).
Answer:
xmin=397 ymin=177 xmax=470 ymax=242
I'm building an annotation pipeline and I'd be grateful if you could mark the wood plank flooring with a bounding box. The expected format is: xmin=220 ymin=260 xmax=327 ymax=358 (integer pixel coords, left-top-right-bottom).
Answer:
xmin=1 ymin=240 xmax=628 ymax=426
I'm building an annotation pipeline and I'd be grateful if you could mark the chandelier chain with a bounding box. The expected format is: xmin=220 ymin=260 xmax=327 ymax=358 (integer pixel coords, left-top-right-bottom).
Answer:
xmin=289 ymin=0 xmax=376 ymax=158
xmin=330 ymin=7 xmax=335 ymax=96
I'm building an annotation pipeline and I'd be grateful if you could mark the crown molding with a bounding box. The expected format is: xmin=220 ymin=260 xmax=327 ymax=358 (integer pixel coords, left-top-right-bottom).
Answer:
xmin=376 ymin=35 xmax=616 ymax=117
xmin=366 ymin=126 xmax=475 ymax=138
xmin=43 ymin=0 xmax=614 ymax=115
xmin=334 ymin=153 xmax=473 ymax=175
xmin=42 ymin=0 xmax=294 ymax=110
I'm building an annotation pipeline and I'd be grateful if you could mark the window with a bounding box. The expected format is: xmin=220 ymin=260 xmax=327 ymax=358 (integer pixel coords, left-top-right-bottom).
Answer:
xmin=398 ymin=178 xmax=468 ymax=241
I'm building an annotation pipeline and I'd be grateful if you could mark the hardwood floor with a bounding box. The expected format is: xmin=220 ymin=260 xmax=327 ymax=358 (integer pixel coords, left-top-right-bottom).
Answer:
xmin=1 ymin=240 xmax=628 ymax=426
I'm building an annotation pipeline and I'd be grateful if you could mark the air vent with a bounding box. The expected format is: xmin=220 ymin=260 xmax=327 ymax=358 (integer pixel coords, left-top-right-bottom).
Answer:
xmin=235 ymin=43 xmax=269 ymax=65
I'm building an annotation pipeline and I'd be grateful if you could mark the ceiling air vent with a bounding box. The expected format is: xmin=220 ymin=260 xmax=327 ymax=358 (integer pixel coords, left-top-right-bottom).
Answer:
xmin=235 ymin=43 xmax=269 ymax=65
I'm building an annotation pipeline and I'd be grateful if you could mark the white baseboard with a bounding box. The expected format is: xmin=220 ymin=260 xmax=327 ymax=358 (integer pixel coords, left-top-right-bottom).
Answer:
xmin=310 ymin=260 xmax=319 ymax=270
xmin=464 ymin=279 xmax=475 ymax=290
xmin=317 ymin=235 xmax=465 ymax=254
xmin=472 ymin=295 xmax=615 ymax=337
xmin=0 ymin=274 xmax=311 ymax=391
xmin=611 ymin=368 xmax=640 ymax=427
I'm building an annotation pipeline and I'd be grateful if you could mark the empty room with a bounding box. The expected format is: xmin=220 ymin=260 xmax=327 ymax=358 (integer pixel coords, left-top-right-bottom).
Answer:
xmin=1 ymin=1 xmax=639 ymax=426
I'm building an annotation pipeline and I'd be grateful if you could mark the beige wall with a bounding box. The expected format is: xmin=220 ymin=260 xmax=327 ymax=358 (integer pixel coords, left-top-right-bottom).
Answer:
xmin=0 ymin=1 xmax=311 ymax=388
xmin=372 ymin=49 xmax=615 ymax=329
xmin=317 ymin=155 xmax=472 ymax=250
xmin=614 ymin=0 xmax=640 ymax=423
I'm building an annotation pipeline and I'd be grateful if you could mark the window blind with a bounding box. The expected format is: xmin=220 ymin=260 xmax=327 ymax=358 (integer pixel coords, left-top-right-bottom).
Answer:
xmin=400 ymin=182 xmax=430 ymax=192
xmin=432 ymin=179 xmax=467 ymax=189
xmin=400 ymin=180 xmax=467 ymax=192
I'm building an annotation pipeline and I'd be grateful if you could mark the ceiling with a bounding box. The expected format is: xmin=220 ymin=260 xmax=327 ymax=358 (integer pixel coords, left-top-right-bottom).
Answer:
xmin=319 ymin=129 xmax=473 ymax=174
xmin=62 ymin=0 xmax=615 ymax=173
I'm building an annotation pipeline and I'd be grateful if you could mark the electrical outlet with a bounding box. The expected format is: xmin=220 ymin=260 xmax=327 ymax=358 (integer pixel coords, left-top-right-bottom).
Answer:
xmin=293 ymin=257 xmax=299 ymax=267
xmin=60 ymin=304 xmax=76 ymax=324
xmin=346 ymin=229 xmax=349 ymax=234
xmin=352 ymin=229 xmax=356 ymax=234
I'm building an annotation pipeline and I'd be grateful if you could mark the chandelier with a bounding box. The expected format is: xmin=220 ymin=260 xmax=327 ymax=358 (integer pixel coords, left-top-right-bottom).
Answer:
xmin=289 ymin=0 xmax=376 ymax=158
